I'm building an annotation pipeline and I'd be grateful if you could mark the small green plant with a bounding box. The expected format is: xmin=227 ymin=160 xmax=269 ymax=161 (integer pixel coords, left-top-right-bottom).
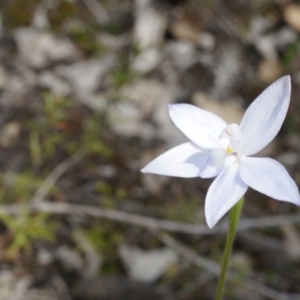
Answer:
xmin=283 ymin=115 xmax=298 ymax=135
xmin=69 ymin=27 xmax=107 ymax=55
xmin=95 ymin=180 xmax=126 ymax=208
xmin=1 ymin=210 xmax=55 ymax=256
xmin=84 ymin=226 xmax=123 ymax=274
xmin=48 ymin=0 xmax=77 ymax=29
xmin=0 ymin=171 xmax=46 ymax=203
xmin=2 ymin=0 xmax=39 ymax=28
xmin=80 ymin=117 xmax=113 ymax=157
xmin=111 ymin=62 xmax=136 ymax=90
xmin=282 ymin=39 xmax=300 ymax=68
xmin=28 ymin=94 xmax=112 ymax=161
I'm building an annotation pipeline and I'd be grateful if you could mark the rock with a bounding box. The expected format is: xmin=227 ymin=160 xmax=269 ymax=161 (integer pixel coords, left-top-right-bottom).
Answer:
xmin=98 ymin=164 xmax=117 ymax=179
xmin=108 ymin=102 xmax=154 ymax=139
xmin=132 ymin=48 xmax=161 ymax=74
xmin=134 ymin=0 xmax=167 ymax=49
xmin=97 ymin=33 xmax=131 ymax=51
xmin=14 ymin=28 xmax=80 ymax=68
xmin=37 ymin=248 xmax=54 ymax=266
xmin=212 ymin=44 xmax=242 ymax=98
xmin=283 ymin=4 xmax=300 ymax=32
xmin=119 ymin=244 xmax=178 ymax=282
xmin=0 ymin=66 xmax=36 ymax=105
xmin=55 ymin=57 xmax=114 ymax=93
xmin=122 ymin=79 xmax=184 ymax=144
xmin=122 ymin=79 xmax=173 ymax=116
xmin=0 ymin=65 xmax=37 ymax=105
xmin=247 ymin=16 xmax=278 ymax=60
xmin=166 ymin=40 xmax=196 ymax=70
xmin=17 ymin=65 xmax=37 ymax=87
xmin=0 ymin=271 xmax=16 ymax=299
xmin=1 ymin=75 xmax=27 ymax=100
xmin=192 ymin=92 xmax=244 ymax=124
xmin=55 ymin=246 xmax=83 ymax=272
xmin=0 ymin=121 xmax=21 ymax=148
xmin=275 ymin=26 xmax=297 ymax=50
xmin=32 ymin=4 xmax=50 ymax=29
xmin=77 ymin=92 xmax=108 ymax=112
xmin=198 ymin=32 xmax=215 ymax=51
xmin=38 ymin=71 xmax=71 ymax=96
xmin=255 ymin=35 xmax=278 ymax=61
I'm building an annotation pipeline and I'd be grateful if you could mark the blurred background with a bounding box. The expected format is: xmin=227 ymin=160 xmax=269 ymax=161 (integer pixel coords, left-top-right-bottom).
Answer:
xmin=1 ymin=0 xmax=300 ymax=299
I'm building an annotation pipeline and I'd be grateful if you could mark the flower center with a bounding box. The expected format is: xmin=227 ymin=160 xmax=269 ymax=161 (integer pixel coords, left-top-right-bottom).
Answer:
xmin=226 ymin=146 xmax=234 ymax=155
xmin=219 ymin=123 xmax=241 ymax=155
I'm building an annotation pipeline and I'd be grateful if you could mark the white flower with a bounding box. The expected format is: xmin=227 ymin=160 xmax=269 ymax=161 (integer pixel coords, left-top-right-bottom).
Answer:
xmin=141 ymin=76 xmax=300 ymax=228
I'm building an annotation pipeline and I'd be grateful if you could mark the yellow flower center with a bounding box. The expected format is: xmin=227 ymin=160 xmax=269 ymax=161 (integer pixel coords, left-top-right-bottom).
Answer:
xmin=226 ymin=146 xmax=234 ymax=155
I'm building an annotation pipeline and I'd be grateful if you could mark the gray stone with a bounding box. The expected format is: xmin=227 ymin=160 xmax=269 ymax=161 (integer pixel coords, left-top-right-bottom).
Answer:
xmin=15 ymin=28 xmax=80 ymax=68
xmin=38 ymin=71 xmax=71 ymax=96
xmin=56 ymin=57 xmax=114 ymax=92
xmin=134 ymin=0 xmax=167 ymax=49
xmin=119 ymin=244 xmax=178 ymax=282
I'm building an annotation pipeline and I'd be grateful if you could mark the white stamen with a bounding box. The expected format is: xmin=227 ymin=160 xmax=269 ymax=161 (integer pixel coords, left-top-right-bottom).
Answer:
xmin=219 ymin=123 xmax=241 ymax=154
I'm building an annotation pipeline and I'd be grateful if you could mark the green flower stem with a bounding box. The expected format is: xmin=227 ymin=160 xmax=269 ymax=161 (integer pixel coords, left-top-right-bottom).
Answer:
xmin=215 ymin=198 xmax=244 ymax=300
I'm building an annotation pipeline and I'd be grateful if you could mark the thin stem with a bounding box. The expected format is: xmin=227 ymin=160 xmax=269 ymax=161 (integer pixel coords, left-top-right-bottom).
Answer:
xmin=215 ymin=198 xmax=244 ymax=300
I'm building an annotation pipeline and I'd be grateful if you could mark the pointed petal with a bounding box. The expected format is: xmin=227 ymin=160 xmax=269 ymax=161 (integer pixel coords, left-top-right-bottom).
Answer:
xmin=141 ymin=142 xmax=210 ymax=178
xmin=205 ymin=162 xmax=248 ymax=228
xmin=240 ymin=76 xmax=291 ymax=156
xmin=239 ymin=157 xmax=300 ymax=205
xmin=168 ymin=104 xmax=227 ymax=149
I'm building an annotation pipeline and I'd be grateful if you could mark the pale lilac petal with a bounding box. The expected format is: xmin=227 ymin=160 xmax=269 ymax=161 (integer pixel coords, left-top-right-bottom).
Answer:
xmin=141 ymin=142 xmax=210 ymax=178
xmin=200 ymin=148 xmax=226 ymax=178
xmin=168 ymin=104 xmax=227 ymax=149
xmin=239 ymin=157 xmax=300 ymax=205
xmin=200 ymin=163 xmax=222 ymax=179
xmin=205 ymin=162 xmax=248 ymax=228
xmin=240 ymin=76 xmax=291 ymax=156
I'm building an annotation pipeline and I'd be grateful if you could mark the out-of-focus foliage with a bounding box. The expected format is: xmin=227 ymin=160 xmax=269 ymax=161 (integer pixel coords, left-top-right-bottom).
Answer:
xmin=1 ymin=211 xmax=55 ymax=256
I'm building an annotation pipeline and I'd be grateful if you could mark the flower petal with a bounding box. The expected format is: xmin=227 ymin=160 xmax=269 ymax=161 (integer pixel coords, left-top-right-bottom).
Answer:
xmin=205 ymin=162 xmax=248 ymax=228
xmin=240 ymin=76 xmax=291 ymax=156
xmin=200 ymin=148 xmax=226 ymax=178
xmin=168 ymin=104 xmax=227 ymax=149
xmin=239 ymin=157 xmax=300 ymax=205
xmin=141 ymin=142 xmax=210 ymax=178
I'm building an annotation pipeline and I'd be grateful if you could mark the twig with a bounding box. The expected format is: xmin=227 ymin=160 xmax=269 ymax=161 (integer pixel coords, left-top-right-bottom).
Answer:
xmin=154 ymin=231 xmax=300 ymax=300
xmin=154 ymin=231 xmax=220 ymax=274
xmin=1 ymin=201 xmax=300 ymax=237
xmin=73 ymin=231 xmax=101 ymax=278
xmin=31 ymin=152 xmax=85 ymax=205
